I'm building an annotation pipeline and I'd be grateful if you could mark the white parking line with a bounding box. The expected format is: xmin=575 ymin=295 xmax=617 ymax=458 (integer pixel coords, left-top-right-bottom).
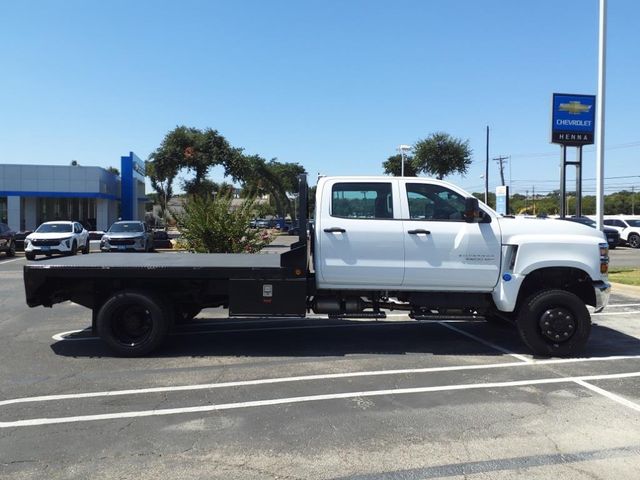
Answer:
xmin=593 ymin=311 xmax=640 ymax=316
xmin=574 ymin=379 xmax=640 ymax=412
xmin=437 ymin=321 xmax=533 ymax=363
xmin=3 ymin=371 xmax=639 ymax=428
xmin=4 ymin=355 xmax=640 ymax=408
xmin=0 ymin=257 xmax=23 ymax=265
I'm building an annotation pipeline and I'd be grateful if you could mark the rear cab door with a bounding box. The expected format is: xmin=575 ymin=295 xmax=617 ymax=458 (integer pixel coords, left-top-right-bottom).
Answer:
xmin=315 ymin=178 xmax=405 ymax=288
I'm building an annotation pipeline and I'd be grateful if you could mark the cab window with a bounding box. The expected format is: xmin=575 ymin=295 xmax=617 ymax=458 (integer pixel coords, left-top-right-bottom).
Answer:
xmin=406 ymin=183 xmax=466 ymax=221
xmin=331 ymin=183 xmax=393 ymax=219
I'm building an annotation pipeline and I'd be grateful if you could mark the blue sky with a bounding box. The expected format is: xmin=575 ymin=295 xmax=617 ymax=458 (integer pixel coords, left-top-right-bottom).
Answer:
xmin=1 ymin=0 xmax=638 ymax=195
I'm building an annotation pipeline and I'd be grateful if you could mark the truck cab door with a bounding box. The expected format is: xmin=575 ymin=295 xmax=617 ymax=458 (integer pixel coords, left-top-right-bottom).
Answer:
xmin=400 ymin=181 xmax=501 ymax=290
xmin=315 ymin=179 xmax=405 ymax=288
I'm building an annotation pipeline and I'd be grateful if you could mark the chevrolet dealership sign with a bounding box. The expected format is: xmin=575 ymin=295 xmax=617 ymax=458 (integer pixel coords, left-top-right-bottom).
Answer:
xmin=551 ymin=93 xmax=596 ymax=146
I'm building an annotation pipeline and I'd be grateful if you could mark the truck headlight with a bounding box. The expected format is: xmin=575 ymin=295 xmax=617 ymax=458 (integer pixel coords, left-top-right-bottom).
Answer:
xmin=599 ymin=242 xmax=609 ymax=274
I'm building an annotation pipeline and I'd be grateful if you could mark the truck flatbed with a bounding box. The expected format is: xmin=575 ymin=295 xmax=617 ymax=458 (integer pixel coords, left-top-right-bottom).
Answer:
xmin=24 ymin=243 xmax=308 ymax=310
xmin=26 ymin=252 xmax=283 ymax=273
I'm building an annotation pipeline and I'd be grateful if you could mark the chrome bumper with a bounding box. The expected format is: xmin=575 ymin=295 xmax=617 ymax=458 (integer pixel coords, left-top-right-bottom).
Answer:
xmin=593 ymin=280 xmax=611 ymax=313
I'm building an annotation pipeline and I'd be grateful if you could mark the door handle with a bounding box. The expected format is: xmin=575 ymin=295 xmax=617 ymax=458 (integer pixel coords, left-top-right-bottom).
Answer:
xmin=408 ymin=229 xmax=431 ymax=235
xmin=324 ymin=227 xmax=346 ymax=233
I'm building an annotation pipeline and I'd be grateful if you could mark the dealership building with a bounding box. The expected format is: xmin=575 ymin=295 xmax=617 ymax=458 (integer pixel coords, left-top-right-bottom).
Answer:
xmin=0 ymin=152 xmax=147 ymax=232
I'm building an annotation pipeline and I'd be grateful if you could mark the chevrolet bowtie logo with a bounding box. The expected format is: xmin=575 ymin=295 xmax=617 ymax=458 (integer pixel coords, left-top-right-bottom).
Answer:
xmin=559 ymin=101 xmax=592 ymax=115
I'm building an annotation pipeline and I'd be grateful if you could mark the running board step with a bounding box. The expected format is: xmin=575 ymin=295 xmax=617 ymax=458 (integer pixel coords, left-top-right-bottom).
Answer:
xmin=328 ymin=312 xmax=387 ymax=319
xmin=410 ymin=313 xmax=481 ymax=321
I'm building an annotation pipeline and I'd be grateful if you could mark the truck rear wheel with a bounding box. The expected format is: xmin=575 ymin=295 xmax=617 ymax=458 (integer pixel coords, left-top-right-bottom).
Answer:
xmin=516 ymin=289 xmax=591 ymax=357
xmin=96 ymin=290 xmax=171 ymax=356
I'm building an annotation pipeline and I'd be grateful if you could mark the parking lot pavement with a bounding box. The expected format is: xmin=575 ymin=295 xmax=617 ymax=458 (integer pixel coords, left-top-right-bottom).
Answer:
xmin=1 ymin=255 xmax=639 ymax=479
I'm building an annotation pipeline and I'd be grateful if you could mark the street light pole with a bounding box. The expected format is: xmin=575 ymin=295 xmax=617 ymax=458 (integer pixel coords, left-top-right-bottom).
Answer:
xmin=596 ymin=0 xmax=607 ymax=230
xmin=397 ymin=145 xmax=411 ymax=177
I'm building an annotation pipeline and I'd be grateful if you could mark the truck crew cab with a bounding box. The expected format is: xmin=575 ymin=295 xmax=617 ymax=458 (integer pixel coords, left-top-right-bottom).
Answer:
xmin=23 ymin=175 xmax=610 ymax=357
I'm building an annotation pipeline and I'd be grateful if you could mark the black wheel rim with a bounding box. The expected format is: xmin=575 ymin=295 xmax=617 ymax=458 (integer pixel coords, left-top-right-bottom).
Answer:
xmin=111 ymin=304 xmax=153 ymax=347
xmin=539 ymin=307 xmax=576 ymax=343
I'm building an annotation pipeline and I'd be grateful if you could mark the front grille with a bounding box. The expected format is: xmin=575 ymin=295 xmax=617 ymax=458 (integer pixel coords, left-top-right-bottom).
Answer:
xmin=109 ymin=238 xmax=136 ymax=245
xmin=32 ymin=239 xmax=63 ymax=246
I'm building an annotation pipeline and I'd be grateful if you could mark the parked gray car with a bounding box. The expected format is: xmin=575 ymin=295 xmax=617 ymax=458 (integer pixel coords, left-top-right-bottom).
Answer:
xmin=100 ymin=221 xmax=153 ymax=252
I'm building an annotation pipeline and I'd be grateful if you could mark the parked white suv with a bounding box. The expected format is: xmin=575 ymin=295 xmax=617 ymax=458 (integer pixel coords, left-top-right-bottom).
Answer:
xmin=603 ymin=216 xmax=640 ymax=248
xmin=25 ymin=221 xmax=90 ymax=260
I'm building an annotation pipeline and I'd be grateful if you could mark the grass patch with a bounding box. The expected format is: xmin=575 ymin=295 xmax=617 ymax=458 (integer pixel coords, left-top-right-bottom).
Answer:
xmin=608 ymin=268 xmax=640 ymax=286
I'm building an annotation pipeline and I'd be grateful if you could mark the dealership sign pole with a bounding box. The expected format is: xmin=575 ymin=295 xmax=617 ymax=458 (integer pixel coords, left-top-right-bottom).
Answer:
xmin=551 ymin=93 xmax=596 ymax=218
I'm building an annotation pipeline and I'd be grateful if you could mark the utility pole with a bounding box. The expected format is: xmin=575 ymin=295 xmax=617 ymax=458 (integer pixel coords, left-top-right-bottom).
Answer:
xmin=493 ymin=155 xmax=509 ymax=186
xmin=532 ymin=186 xmax=536 ymax=215
xmin=485 ymin=126 xmax=489 ymax=204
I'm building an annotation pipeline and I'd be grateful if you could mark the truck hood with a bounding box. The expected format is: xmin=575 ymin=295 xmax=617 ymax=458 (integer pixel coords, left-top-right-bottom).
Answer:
xmin=497 ymin=217 xmax=607 ymax=244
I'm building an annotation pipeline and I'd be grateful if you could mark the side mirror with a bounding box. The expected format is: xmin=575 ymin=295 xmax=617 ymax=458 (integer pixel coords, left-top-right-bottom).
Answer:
xmin=464 ymin=197 xmax=482 ymax=223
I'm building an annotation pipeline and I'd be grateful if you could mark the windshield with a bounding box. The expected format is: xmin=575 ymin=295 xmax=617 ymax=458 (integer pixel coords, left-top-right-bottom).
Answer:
xmin=569 ymin=217 xmax=595 ymax=226
xmin=36 ymin=223 xmax=72 ymax=233
xmin=108 ymin=222 xmax=144 ymax=233
xmin=626 ymin=219 xmax=640 ymax=227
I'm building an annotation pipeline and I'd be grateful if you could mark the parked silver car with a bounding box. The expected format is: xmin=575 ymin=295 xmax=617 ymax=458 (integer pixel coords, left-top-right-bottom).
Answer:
xmin=100 ymin=221 xmax=153 ymax=252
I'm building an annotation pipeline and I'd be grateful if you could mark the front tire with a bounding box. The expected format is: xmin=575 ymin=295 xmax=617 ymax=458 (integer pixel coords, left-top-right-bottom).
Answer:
xmin=83 ymin=239 xmax=90 ymax=254
xmin=628 ymin=233 xmax=640 ymax=249
xmin=25 ymin=252 xmax=36 ymax=260
xmin=6 ymin=241 xmax=15 ymax=257
xmin=96 ymin=290 xmax=171 ymax=356
xmin=516 ymin=289 xmax=591 ymax=357
xmin=69 ymin=241 xmax=78 ymax=256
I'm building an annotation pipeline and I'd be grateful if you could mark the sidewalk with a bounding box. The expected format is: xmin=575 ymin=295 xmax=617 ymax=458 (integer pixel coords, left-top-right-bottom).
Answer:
xmin=611 ymin=282 xmax=640 ymax=299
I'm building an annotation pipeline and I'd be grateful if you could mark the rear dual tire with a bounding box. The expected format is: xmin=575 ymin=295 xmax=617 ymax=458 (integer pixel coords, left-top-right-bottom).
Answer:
xmin=96 ymin=290 xmax=171 ymax=356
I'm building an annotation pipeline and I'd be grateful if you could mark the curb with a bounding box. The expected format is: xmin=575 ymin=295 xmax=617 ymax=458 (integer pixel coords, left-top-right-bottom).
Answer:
xmin=610 ymin=282 xmax=640 ymax=299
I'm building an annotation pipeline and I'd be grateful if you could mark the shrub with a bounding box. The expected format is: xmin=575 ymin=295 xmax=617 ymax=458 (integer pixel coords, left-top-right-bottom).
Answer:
xmin=174 ymin=195 xmax=273 ymax=253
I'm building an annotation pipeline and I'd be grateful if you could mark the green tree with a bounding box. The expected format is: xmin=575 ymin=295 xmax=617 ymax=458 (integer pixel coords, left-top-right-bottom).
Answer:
xmin=413 ymin=132 xmax=472 ymax=179
xmin=382 ymin=154 xmax=419 ymax=176
xmin=241 ymin=157 xmax=306 ymax=220
xmin=145 ymin=160 xmax=178 ymax=226
xmin=264 ymin=160 xmax=306 ymax=220
xmin=147 ymin=125 xmax=240 ymax=201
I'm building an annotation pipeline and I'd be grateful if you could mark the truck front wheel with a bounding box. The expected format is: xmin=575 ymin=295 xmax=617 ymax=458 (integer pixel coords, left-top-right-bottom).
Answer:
xmin=516 ymin=289 xmax=591 ymax=357
xmin=96 ymin=290 xmax=171 ymax=356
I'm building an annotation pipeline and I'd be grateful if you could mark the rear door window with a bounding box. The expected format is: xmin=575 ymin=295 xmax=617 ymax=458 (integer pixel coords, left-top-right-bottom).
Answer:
xmin=331 ymin=183 xmax=394 ymax=219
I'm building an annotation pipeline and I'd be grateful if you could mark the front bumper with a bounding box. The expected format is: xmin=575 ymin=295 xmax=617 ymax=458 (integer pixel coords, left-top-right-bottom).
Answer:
xmin=101 ymin=238 xmax=147 ymax=252
xmin=25 ymin=242 xmax=73 ymax=254
xmin=593 ymin=280 xmax=611 ymax=313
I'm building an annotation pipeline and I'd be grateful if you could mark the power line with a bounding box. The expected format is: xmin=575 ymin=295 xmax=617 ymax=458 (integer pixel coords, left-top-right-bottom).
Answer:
xmin=508 ymin=140 xmax=640 ymax=160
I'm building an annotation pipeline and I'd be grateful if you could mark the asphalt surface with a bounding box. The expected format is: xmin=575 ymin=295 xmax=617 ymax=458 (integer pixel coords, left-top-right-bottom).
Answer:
xmin=1 ymin=244 xmax=639 ymax=479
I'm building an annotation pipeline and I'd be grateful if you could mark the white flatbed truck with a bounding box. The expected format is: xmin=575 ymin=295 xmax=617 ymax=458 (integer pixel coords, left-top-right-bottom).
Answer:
xmin=24 ymin=175 xmax=611 ymax=356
